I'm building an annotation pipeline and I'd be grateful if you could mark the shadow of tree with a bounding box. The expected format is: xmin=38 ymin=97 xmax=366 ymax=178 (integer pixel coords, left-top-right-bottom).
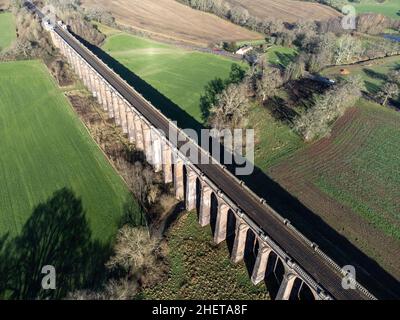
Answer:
xmin=363 ymin=68 xmax=388 ymax=82
xmin=265 ymin=96 xmax=299 ymax=124
xmin=364 ymin=80 xmax=381 ymax=95
xmin=282 ymin=78 xmax=328 ymax=113
xmin=273 ymin=52 xmax=297 ymax=68
xmin=0 ymin=188 xmax=111 ymax=300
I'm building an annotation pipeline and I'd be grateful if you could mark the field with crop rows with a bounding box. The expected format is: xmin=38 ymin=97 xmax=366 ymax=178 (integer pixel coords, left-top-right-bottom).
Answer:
xmin=268 ymin=101 xmax=400 ymax=277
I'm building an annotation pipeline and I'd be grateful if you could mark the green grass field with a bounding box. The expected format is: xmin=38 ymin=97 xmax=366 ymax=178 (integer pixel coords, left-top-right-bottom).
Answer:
xmin=100 ymin=31 xmax=242 ymax=123
xmin=0 ymin=60 xmax=139 ymax=242
xmin=250 ymin=103 xmax=304 ymax=170
xmin=346 ymin=0 xmax=400 ymax=20
xmin=0 ymin=12 xmax=16 ymax=51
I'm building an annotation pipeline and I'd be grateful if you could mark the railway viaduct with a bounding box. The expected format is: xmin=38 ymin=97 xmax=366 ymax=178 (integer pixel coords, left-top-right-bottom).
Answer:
xmin=31 ymin=3 xmax=376 ymax=300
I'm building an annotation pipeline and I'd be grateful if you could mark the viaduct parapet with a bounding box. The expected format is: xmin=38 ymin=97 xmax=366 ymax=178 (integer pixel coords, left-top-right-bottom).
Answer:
xmin=38 ymin=11 xmax=376 ymax=300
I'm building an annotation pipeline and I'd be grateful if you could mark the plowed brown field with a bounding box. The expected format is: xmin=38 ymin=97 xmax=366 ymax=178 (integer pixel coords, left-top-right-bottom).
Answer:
xmin=0 ymin=0 xmax=9 ymax=10
xmin=227 ymin=0 xmax=340 ymax=22
xmin=81 ymin=0 xmax=263 ymax=46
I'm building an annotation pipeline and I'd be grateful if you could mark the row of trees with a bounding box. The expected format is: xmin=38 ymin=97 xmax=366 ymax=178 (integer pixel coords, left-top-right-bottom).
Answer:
xmin=66 ymin=89 xmax=176 ymax=300
xmin=311 ymin=0 xmax=400 ymax=32
xmin=179 ymin=0 xmax=399 ymax=37
xmin=85 ymin=7 xmax=116 ymax=26
xmin=203 ymin=58 xmax=303 ymax=132
xmin=202 ymin=39 xmax=398 ymax=144
xmin=210 ymin=43 xmax=384 ymax=142
xmin=294 ymin=30 xmax=399 ymax=73
xmin=179 ymin=0 xmax=400 ymax=69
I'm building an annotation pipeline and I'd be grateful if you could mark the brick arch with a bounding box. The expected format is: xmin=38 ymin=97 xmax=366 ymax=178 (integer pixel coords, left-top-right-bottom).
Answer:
xmin=289 ymin=278 xmax=316 ymax=300
xmin=225 ymin=209 xmax=237 ymax=255
xmin=195 ymin=177 xmax=202 ymax=216
xmin=244 ymin=228 xmax=258 ymax=275
xmin=264 ymin=251 xmax=285 ymax=299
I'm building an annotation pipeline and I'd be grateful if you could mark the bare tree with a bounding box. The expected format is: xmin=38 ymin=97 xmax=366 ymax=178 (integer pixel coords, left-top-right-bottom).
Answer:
xmin=85 ymin=7 xmax=116 ymax=26
xmin=388 ymin=69 xmax=400 ymax=85
xmin=119 ymin=161 xmax=161 ymax=209
xmin=294 ymin=76 xmax=363 ymax=141
xmin=229 ymin=6 xmax=250 ymax=26
xmin=378 ymin=81 xmax=399 ymax=106
xmin=284 ymin=57 xmax=306 ymax=82
xmin=106 ymin=226 xmax=156 ymax=274
xmin=334 ymin=35 xmax=363 ymax=65
xmin=255 ymin=65 xmax=283 ymax=102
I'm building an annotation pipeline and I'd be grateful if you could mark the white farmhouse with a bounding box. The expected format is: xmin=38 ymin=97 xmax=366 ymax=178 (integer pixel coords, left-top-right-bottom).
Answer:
xmin=236 ymin=46 xmax=253 ymax=55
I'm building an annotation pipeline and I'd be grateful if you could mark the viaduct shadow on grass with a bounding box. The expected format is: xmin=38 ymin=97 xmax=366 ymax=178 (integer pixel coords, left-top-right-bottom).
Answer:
xmin=0 ymin=188 xmax=111 ymax=300
xmin=390 ymin=98 xmax=400 ymax=110
xmin=72 ymin=32 xmax=203 ymax=135
xmin=74 ymin=36 xmax=400 ymax=299
xmin=119 ymin=193 xmax=148 ymax=229
xmin=266 ymin=96 xmax=299 ymax=124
